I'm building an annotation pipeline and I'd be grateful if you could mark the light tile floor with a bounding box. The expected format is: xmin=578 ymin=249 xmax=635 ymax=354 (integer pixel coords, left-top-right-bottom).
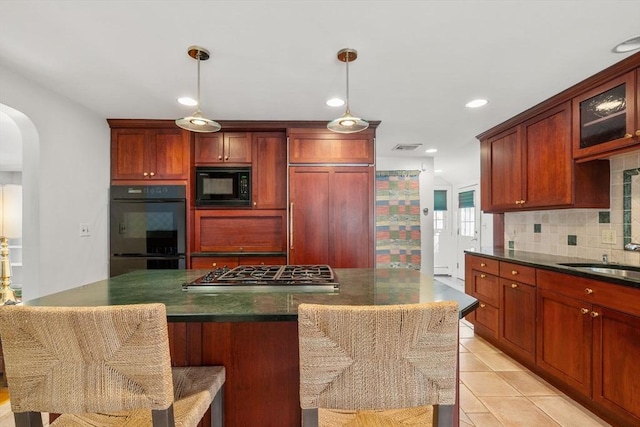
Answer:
xmin=437 ymin=275 xmax=612 ymax=427
xmin=0 ymin=277 xmax=614 ymax=427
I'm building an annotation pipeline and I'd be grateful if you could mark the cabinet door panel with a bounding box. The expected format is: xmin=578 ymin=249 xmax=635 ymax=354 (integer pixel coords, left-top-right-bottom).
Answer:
xmin=474 ymin=301 xmax=499 ymax=340
xmin=331 ymin=168 xmax=374 ymax=268
xmin=489 ymin=128 xmax=523 ymax=210
xmin=195 ymin=134 xmax=224 ymax=163
xmin=252 ymin=133 xmax=286 ymax=209
xmin=537 ymin=289 xmax=592 ymax=396
xmin=470 ymin=270 xmax=500 ymax=307
xmin=224 ymin=133 xmax=252 ymax=163
xmin=111 ymin=129 xmax=147 ymax=179
xmin=523 ymin=103 xmax=572 ymax=207
xmin=288 ymin=130 xmax=374 ymax=164
xmin=152 ymin=130 xmax=189 ymax=179
xmin=592 ymin=306 xmax=640 ymax=424
xmin=289 ymin=168 xmax=330 ymax=264
xmin=500 ymin=279 xmax=535 ymax=362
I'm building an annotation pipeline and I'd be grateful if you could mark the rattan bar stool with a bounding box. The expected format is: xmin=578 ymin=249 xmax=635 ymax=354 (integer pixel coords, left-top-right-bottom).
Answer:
xmin=298 ymin=301 xmax=459 ymax=426
xmin=0 ymin=303 xmax=225 ymax=427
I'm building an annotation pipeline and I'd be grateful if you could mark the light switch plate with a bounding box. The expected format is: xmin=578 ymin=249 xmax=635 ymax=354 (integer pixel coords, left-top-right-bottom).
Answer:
xmin=80 ymin=223 xmax=90 ymax=237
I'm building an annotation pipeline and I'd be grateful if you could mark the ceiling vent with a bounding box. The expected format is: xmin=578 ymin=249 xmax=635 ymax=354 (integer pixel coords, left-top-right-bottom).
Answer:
xmin=392 ymin=144 xmax=422 ymax=151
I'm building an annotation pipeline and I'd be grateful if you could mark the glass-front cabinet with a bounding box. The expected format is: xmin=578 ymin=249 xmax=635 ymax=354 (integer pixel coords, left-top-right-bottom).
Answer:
xmin=572 ymin=70 xmax=640 ymax=160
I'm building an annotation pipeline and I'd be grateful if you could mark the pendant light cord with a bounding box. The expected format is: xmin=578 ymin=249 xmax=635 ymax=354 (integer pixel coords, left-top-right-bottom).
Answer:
xmin=344 ymin=51 xmax=351 ymax=112
xmin=196 ymin=53 xmax=202 ymax=112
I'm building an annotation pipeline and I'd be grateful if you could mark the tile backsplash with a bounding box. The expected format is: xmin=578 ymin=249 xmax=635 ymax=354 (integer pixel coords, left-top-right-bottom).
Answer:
xmin=504 ymin=150 xmax=640 ymax=266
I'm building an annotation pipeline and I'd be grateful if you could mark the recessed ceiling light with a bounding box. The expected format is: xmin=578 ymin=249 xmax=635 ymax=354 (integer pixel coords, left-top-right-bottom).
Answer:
xmin=612 ymin=35 xmax=640 ymax=53
xmin=178 ymin=97 xmax=198 ymax=106
xmin=326 ymin=97 xmax=345 ymax=107
xmin=425 ymin=148 xmax=438 ymax=154
xmin=465 ymin=99 xmax=488 ymax=108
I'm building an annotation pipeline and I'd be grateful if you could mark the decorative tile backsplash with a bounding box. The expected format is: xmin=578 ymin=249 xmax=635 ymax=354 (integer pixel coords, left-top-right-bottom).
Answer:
xmin=503 ymin=151 xmax=640 ymax=266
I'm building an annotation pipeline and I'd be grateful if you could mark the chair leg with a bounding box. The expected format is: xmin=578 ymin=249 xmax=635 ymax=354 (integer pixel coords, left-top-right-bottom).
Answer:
xmin=301 ymin=408 xmax=319 ymax=427
xmin=152 ymin=405 xmax=176 ymax=427
xmin=433 ymin=404 xmax=455 ymax=427
xmin=211 ymin=385 xmax=224 ymax=427
xmin=14 ymin=412 xmax=43 ymax=427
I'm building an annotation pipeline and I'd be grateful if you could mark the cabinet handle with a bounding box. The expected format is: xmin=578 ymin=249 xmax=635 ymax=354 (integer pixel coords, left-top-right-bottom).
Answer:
xmin=580 ymin=308 xmax=589 ymax=315
xmin=480 ymin=262 xmax=486 ymax=267
xmin=480 ymin=274 xmax=486 ymax=278
xmin=585 ymin=288 xmax=593 ymax=295
xmin=149 ymin=172 xmax=155 ymax=177
xmin=511 ymin=283 xmax=518 ymax=289
xmin=511 ymin=270 xmax=518 ymax=275
xmin=480 ymin=303 xmax=486 ymax=308
xmin=624 ymin=133 xmax=633 ymax=139
xmin=590 ymin=311 xmax=600 ymax=318
xmin=289 ymin=202 xmax=294 ymax=249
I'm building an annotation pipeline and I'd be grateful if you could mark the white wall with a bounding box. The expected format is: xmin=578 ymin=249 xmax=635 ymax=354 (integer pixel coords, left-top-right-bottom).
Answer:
xmin=376 ymin=156 xmax=434 ymax=276
xmin=0 ymin=65 xmax=110 ymax=301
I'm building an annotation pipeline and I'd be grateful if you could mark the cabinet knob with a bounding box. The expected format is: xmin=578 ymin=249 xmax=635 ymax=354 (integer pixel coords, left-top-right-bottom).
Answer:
xmin=225 ymin=156 xmax=229 ymax=160
xmin=520 ymin=200 xmax=525 ymax=204
xmin=143 ymin=172 xmax=149 ymax=177
xmin=590 ymin=311 xmax=600 ymax=318
xmin=585 ymin=288 xmax=593 ymax=295
xmin=480 ymin=274 xmax=486 ymax=278
xmin=253 ymin=202 xmax=257 ymax=207
xmin=480 ymin=303 xmax=486 ymax=308
xmin=511 ymin=283 xmax=518 ymax=289
xmin=480 ymin=262 xmax=486 ymax=267
xmin=511 ymin=270 xmax=518 ymax=275
xmin=212 ymin=263 xmax=217 ymax=267
xmin=580 ymin=308 xmax=589 ymax=315
xmin=515 ymin=200 xmax=521 ymax=205
xmin=149 ymin=172 xmax=155 ymax=177
xmin=624 ymin=133 xmax=633 ymax=139
xmin=635 ymin=130 xmax=640 ymax=137
xmin=218 ymin=156 xmax=223 ymax=160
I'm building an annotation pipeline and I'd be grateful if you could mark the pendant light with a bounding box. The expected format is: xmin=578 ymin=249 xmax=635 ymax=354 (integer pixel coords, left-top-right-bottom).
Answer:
xmin=327 ymin=48 xmax=369 ymax=134
xmin=176 ymin=46 xmax=221 ymax=133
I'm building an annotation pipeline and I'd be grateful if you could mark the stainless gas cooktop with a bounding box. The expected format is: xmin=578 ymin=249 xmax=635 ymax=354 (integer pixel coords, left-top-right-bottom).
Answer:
xmin=183 ymin=264 xmax=339 ymax=293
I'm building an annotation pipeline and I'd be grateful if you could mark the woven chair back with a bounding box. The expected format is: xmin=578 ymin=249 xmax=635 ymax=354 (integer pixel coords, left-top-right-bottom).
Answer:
xmin=298 ymin=301 xmax=458 ymax=411
xmin=0 ymin=303 xmax=174 ymax=414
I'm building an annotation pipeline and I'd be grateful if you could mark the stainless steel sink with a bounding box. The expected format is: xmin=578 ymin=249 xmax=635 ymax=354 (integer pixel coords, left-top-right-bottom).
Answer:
xmin=557 ymin=263 xmax=640 ymax=280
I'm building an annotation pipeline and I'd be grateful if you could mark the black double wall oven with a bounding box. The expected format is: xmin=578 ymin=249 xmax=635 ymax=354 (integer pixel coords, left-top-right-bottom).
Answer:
xmin=109 ymin=185 xmax=186 ymax=277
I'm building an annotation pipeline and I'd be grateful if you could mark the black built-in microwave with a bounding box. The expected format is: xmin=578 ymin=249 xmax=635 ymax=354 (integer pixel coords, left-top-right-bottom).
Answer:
xmin=195 ymin=167 xmax=251 ymax=207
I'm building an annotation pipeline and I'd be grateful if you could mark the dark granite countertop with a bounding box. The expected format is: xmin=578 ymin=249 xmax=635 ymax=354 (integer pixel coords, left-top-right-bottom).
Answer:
xmin=466 ymin=249 xmax=640 ymax=289
xmin=23 ymin=268 xmax=478 ymax=322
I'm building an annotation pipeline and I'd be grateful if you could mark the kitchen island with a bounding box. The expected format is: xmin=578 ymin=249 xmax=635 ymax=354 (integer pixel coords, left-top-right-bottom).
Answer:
xmin=24 ymin=268 xmax=478 ymax=426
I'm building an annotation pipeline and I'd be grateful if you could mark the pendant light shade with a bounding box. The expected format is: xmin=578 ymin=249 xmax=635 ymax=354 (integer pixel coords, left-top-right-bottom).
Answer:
xmin=176 ymin=46 xmax=221 ymax=133
xmin=327 ymin=48 xmax=369 ymax=134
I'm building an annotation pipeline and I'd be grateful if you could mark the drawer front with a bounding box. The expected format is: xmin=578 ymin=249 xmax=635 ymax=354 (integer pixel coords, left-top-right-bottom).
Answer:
xmin=537 ymin=269 xmax=640 ymax=316
xmin=471 ymin=270 xmax=500 ymax=306
xmin=500 ymin=261 xmax=536 ymax=285
xmin=466 ymin=254 xmax=499 ymax=275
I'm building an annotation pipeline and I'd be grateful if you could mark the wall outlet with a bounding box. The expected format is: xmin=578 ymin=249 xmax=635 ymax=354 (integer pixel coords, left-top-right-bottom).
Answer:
xmin=601 ymin=229 xmax=616 ymax=244
xmin=80 ymin=223 xmax=90 ymax=237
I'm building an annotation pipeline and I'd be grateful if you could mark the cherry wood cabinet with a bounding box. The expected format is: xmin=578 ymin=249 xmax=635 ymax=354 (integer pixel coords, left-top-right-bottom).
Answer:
xmin=110 ymin=124 xmax=189 ymax=181
xmin=464 ymin=254 xmax=500 ymax=339
xmin=251 ymin=132 xmax=286 ymax=209
xmin=480 ymin=103 xmax=610 ymax=213
xmin=288 ymin=128 xmax=375 ymax=164
xmin=537 ymin=269 xmax=640 ymax=426
xmin=194 ymin=209 xmax=286 ymax=253
xmin=499 ymin=261 xmax=536 ymax=363
xmin=289 ymin=166 xmax=374 ymax=267
xmin=194 ymin=132 xmax=252 ymax=164
xmin=572 ymin=69 xmax=640 ymax=161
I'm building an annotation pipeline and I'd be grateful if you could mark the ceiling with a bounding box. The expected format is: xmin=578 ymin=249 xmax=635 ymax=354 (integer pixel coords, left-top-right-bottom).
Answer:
xmin=1 ymin=0 xmax=639 ymax=184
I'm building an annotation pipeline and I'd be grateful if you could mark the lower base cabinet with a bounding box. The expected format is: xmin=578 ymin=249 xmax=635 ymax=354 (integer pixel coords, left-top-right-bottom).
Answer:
xmin=466 ymin=254 xmax=640 ymax=427
xmin=191 ymin=255 xmax=286 ymax=269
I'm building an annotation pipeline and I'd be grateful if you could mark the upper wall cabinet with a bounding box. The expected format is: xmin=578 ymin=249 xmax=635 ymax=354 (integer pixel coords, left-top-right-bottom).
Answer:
xmin=194 ymin=132 xmax=252 ymax=164
xmin=481 ymin=103 xmax=610 ymax=213
xmin=109 ymin=120 xmax=190 ymax=182
xmin=252 ymin=132 xmax=287 ymax=209
xmin=573 ymin=70 xmax=640 ymax=161
xmin=288 ymin=128 xmax=375 ymax=164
